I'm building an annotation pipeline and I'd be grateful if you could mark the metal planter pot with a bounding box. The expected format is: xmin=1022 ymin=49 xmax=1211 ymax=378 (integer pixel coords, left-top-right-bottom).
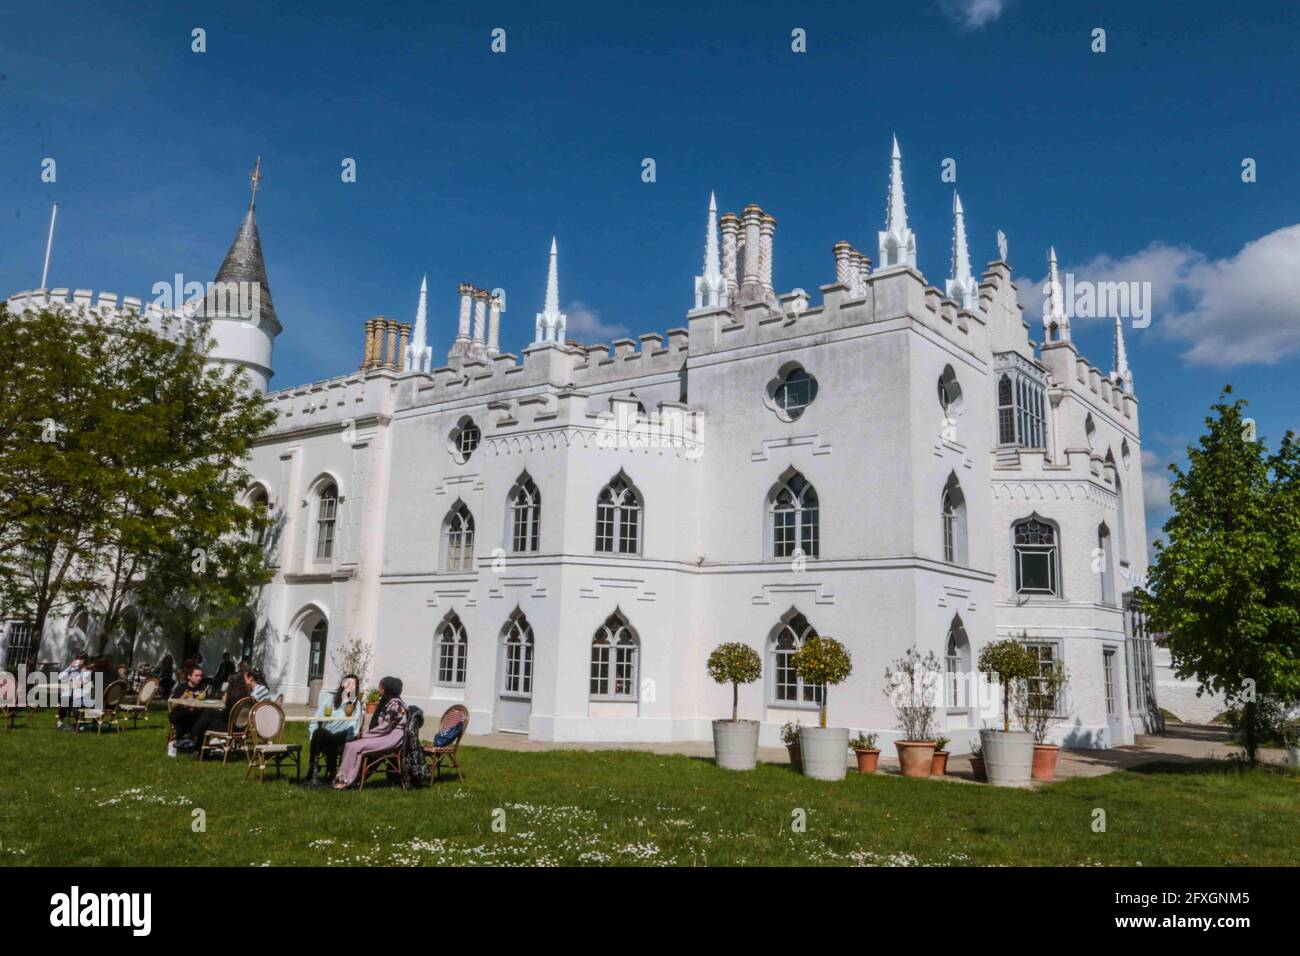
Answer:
xmin=799 ymin=726 xmax=849 ymax=781
xmin=979 ymin=729 xmax=1034 ymax=787
xmin=712 ymin=719 xmax=760 ymax=771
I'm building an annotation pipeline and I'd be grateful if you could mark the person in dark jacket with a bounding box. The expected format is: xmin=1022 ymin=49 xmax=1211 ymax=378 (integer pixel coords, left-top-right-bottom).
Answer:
xmin=182 ymin=671 xmax=254 ymax=759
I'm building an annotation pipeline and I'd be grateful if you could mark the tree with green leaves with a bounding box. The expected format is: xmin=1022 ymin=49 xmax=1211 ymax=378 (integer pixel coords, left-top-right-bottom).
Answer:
xmin=978 ymin=637 xmax=1039 ymax=733
xmin=0 ymin=304 xmax=112 ymax=641
xmin=0 ymin=303 xmax=277 ymax=663
xmin=707 ymin=642 xmax=762 ymax=721
xmin=791 ymin=635 xmax=852 ymax=728
xmin=1140 ymin=389 xmax=1300 ymax=764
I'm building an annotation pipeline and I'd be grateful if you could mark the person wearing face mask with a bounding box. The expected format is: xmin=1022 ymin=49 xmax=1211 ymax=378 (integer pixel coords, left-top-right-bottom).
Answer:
xmin=303 ymin=673 xmax=362 ymax=787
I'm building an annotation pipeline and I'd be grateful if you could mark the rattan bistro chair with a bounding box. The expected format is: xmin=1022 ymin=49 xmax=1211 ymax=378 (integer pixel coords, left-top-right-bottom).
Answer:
xmin=359 ymin=704 xmax=412 ymax=791
xmin=200 ymin=697 xmax=254 ymax=764
xmin=80 ymin=679 xmax=129 ymax=734
xmin=420 ymin=705 xmax=469 ymax=784
xmin=1 ymin=672 xmax=34 ymax=730
xmin=118 ymin=676 xmax=160 ymax=729
xmin=244 ymin=700 xmax=302 ymax=783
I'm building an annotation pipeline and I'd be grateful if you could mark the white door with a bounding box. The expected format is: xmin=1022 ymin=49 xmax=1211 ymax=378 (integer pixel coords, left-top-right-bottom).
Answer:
xmin=1103 ymin=648 xmax=1122 ymax=746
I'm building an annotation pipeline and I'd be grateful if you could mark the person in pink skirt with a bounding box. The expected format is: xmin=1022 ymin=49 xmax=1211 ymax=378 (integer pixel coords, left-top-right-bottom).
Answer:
xmin=333 ymin=676 xmax=407 ymax=789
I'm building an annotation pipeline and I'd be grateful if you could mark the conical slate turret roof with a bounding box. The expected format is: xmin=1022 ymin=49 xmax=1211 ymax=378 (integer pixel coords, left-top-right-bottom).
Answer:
xmin=210 ymin=203 xmax=277 ymax=326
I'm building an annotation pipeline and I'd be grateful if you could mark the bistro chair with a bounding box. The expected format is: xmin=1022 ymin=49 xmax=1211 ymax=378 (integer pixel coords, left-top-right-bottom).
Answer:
xmin=118 ymin=676 xmax=160 ymax=729
xmin=79 ymin=679 xmax=129 ymax=734
xmin=244 ymin=700 xmax=302 ymax=783
xmin=359 ymin=704 xmax=414 ymax=790
xmin=421 ymin=705 xmax=469 ymax=784
xmin=200 ymin=697 xmax=254 ymax=764
xmin=0 ymin=672 xmax=34 ymax=730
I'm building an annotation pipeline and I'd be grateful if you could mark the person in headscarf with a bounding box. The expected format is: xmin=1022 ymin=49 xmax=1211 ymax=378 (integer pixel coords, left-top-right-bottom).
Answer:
xmin=332 ymin=676 xmax=407 ymax=789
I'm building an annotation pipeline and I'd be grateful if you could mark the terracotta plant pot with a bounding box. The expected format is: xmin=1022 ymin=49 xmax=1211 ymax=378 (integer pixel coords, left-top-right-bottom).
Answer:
xmin=785 ymin=742 xmax=801 ymax=771
xmin=970 ymin=757 xmax=987 ymax=782
xmin=854 ymin=748 xmax=880 ymax=773
xmin=365 ymin=701 xmax=378 ymax=716
xmin=931 ymin=750 xmax=950 ymax=776
xmin=894 ymin=740 xmax=936 ymax=778
xmin=1031 ymin=743 xmax=1060 ymax=781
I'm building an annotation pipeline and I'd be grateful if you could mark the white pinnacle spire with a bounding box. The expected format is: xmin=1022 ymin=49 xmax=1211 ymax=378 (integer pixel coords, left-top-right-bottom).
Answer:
xmin=1112 ymin=314 xmax=1133 ymax=391
xmin=535 ymin=237 xmax=566 ymax=343
xmin=1043 ymin=246 xmax=1071 ymax=343
xmin=406 ymin=274 xmax=432 ymax=372
xmin=946 ymin=192 xmax=976 ymax=310
xmin=694 ymin=191 xmax=726 ymax=308
xmin=877 ymin=134 xmax=917 ymax=271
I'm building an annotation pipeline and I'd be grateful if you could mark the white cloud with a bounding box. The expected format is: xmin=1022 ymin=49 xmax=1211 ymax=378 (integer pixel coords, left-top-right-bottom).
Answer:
xmin=1014 ymin=224 xmax=1300 ymax=368
xmin=940 ymin=0 xmax=1009 ymax=30
xmin=1140 ymin=449 xmax=1172 ymax=514
xmin=563 ymin=300 xmax=629 ymax=342
xmin=1164 ymin=225 xmax=1300 ymax=367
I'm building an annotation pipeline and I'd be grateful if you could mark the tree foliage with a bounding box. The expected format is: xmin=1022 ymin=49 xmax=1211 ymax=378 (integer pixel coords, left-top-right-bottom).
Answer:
xmin=707 ymin=642 xmax=762 ymax=721
xmin=978 ymin=637 xmax=1039 ymax=732
xmin=1140 ymin=389 xmax=1300 ymax=763
xmin=791 ymin=635 xmax=852 ymax=728
xmin=0 ymin=303 xmax=277 ymax=663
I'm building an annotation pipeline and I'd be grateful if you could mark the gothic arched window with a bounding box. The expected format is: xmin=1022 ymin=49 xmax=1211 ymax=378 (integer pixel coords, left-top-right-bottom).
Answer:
xmin=436 ymin=612 xmax=468 ymax=687
xmin=595 ymin=474 xmax=641 ymax=554
xmin=769 ymin=472 xmax=819 ymax=559
xmin=510 ymin=475 xmax=541 ymax=553
xmin=443 ymin=502 xmax=475 ymax=571
xmin=769 ymin=611 xmax=823 ymax=705
xmin=1013 ymin=518 xmax=1059 ymax=596
xmin=501 ymin=612 xmax=534 ymax=697
xmin=314 ymin=483 xmax=338 ymax=560
xmin=590 ymin=612 xmax=638 ymax=699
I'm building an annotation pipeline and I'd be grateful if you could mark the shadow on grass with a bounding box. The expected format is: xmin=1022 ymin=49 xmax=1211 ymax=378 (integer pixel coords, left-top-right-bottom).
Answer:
xmin=1126 ymin=759 xmax=1298 ymax=779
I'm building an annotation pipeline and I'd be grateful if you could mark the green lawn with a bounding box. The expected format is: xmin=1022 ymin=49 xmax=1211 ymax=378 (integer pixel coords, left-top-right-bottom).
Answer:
xmin=2 ymin=716 xmax=1296 ymax=866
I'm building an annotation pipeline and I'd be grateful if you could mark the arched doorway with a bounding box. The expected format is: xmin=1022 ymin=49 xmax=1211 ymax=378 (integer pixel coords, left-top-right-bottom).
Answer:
xmin=308 ymin=620 xmax=328 ymax=685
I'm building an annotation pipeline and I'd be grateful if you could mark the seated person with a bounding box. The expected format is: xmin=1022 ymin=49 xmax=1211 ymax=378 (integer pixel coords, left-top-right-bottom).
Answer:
xmin=55 ymin=653 xmax=91 ymax=730
xmin=213 ymin=653 xmax=236 ymax=691
xmin=304 ymin=673 xmax=361 ymax=786
xmin=184 ymin=671 xmax=255 ymax=759
xmin=156 ymin=655 xmax=175 ymax=698
xmin=246 ymin=669 xmax=273 ymax=703
xmin=332 ymin=677 xmax=407 ymax=790
xmin=168 ymin=666 xmax=209 ymax=754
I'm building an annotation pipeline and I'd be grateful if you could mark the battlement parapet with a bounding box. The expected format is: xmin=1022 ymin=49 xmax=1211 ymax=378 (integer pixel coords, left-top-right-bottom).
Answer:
xmin=6 ymin=286 xmax=202 ymax=341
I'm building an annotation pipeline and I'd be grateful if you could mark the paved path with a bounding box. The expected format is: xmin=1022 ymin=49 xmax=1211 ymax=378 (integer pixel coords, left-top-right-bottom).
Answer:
xmin=454 ymin=721 xmax=1291 ymax=782
xmin=280 ymin=706 xmax=1291 ymax=782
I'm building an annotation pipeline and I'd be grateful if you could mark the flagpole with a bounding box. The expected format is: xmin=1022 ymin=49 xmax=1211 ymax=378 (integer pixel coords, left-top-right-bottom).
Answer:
xmin=40 ymin=202 xmax=59 ymax=290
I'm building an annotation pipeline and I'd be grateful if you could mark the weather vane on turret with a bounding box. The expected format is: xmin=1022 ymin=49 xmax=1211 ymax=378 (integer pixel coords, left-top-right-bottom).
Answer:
xmin=249 ymin=156 xmax=263 ymax=209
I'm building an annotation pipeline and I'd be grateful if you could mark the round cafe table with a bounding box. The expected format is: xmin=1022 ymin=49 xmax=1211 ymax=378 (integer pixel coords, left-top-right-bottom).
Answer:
xmin=167 ymin=697 xmax=224 ymax=710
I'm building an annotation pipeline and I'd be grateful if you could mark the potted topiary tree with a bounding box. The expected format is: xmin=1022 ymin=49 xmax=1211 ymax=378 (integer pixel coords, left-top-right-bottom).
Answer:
xmin=791 ymin=635 xmax=853 ymax=780
xmin=1014 ymin=657 xmax=1070 ymax=780
xmin=883 ymin=647 xmax=942 ymax=777
xmin=977 ymin=637 xmax=1040 ymax=786
xmin=707 ymin=642 xmax=763 ymax=771
xmin=931 ymin=736 xmax=951 ymax=776
xmin=849 ymin=732 xmax=880 ymax=773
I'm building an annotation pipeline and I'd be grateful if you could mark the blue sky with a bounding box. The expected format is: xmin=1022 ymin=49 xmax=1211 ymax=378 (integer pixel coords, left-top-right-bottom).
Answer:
xmin=3 ymin=0 xmax=1299 ymax=549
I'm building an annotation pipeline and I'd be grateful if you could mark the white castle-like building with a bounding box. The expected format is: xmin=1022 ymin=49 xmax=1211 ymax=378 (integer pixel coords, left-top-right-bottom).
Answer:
xmin=4 ymin=140 xmax=1162 ymax=749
